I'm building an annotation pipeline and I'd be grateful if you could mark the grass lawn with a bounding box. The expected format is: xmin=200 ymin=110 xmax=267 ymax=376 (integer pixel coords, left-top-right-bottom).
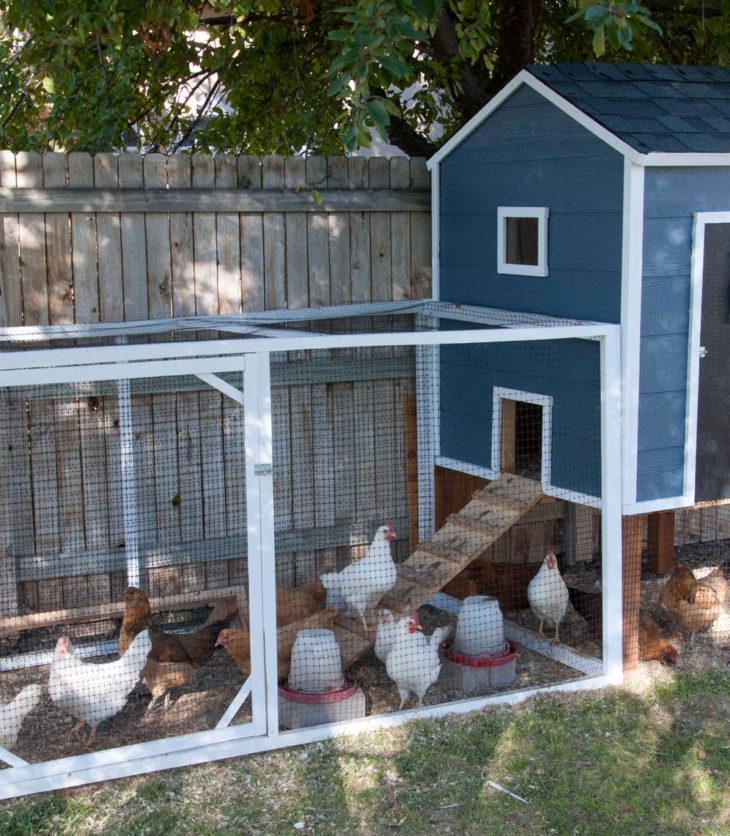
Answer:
xmin=1 ymin=668 xmax=729 ymax=835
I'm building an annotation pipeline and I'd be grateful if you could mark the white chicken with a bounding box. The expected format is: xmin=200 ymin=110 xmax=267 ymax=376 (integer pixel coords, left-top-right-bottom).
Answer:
xmin=320 ymin=523 xmax=397 ymax=633
xmin=49 ymin=629 xmax=151 ymax=745
xmin=374 ymin=608 xmax=398 ymax=664
xmin=527 ymin=551 xmax=569 ymax=642
xmin=0 ymin=683 xmax=42 ymax=751
xmin=385 ymin=613 xmax=451 ymax=709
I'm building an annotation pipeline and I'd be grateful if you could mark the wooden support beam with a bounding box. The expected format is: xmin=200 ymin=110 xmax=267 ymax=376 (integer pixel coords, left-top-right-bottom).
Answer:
xmin=646 ymin=511 xmax=675 ymax=575
xmin=0 ymin=187 xmax=430 ymax=214
xmin=500 ymin=398 xmax=516 ymax=474
xmin=622 ymin=514 xmax=645 ymax=670
xmin=0 ymin=589 xmax=240 ymax=637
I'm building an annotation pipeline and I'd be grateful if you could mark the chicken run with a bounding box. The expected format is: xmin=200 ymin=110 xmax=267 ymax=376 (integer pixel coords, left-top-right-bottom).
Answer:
xmin=0 ymin=300 xmax=724 ymax=798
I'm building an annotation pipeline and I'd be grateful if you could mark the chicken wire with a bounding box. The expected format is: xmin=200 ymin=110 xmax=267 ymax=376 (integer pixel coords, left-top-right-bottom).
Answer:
xmin=625 ymin=513 xmax=730 ymax=672
xmin=0 ymin=307 xmax=625 ymax=795
xmin=271 ymin=337 xmax=609 ymax=726
xmin=0 ymin=372 xmax=256 ymax=764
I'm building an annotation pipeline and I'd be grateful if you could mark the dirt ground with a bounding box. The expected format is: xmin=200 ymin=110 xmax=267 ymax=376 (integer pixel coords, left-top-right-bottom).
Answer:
xmin=1 ymin=540 xmax=728 ymax=765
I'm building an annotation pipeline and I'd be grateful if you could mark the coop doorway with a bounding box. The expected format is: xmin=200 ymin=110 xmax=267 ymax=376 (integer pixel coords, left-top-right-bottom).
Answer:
xmin=690 ymin=216 xmax=730 ymax=502
xmin=492 ymin=389 xmax=552 ymax=487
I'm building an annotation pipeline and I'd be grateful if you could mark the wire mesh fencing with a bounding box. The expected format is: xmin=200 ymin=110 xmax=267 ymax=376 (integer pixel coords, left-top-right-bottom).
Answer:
xmin=0 ymin=313 xmax=625 ymax=772
xmin=627 ymin=512 xmax=730 ymax=672
xmin=0 ymin=372 xmax=253 ymax=763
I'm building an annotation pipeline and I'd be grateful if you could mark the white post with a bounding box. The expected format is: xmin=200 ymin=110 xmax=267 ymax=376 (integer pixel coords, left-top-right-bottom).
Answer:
xmin=600 ymin=327 xmax=623 ymax=681
xmin=117 ymin=374 xmax=139 ymax=588
xmin=415 ymin=316 xmax=439 ymax=542
xmin=243 ymin=352 xmax=279 ymax=735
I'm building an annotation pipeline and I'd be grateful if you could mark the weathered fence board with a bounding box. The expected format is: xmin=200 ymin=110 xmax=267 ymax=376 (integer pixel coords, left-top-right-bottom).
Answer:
xmin=0 ymin=154 xmax=430 ymax=617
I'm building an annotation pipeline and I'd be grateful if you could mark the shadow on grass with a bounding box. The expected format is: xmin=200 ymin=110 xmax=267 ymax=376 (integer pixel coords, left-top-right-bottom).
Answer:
xmin=0 ymin=670 xmax=728 ymax=834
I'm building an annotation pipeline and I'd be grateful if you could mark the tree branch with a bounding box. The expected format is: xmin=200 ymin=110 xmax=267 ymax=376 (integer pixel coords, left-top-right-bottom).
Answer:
xmin=386 ymin=113 xmax=437 ymax=157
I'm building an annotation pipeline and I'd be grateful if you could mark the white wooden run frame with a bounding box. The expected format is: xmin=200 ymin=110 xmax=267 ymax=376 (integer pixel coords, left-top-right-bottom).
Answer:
xmin=0 ymin=299 xmax=623 ymax=798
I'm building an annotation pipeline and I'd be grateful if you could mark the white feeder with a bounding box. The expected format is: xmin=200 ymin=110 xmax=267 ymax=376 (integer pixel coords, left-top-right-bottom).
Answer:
xmin=287 ymin=628 xmax=345 ymax=693
xmin=454 ymin=595 xmax=506 ymax=656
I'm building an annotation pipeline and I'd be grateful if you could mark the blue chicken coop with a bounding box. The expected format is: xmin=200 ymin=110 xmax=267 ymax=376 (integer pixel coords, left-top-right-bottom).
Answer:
xmin=427 ymin=62 xmax=730 ymax=662
xmin=429 ymin=62 xmax=730 ymax=511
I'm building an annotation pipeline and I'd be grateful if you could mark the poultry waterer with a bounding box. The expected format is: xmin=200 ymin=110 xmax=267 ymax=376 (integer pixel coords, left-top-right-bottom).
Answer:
xmin=440 ymin=596 xmax=517 ymax=693
xmin=278 ymin=628 xmax=366 ymax=729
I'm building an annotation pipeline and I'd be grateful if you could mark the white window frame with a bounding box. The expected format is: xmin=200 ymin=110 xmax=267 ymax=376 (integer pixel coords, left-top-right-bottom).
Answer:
xmin=497 ymin=206 xmax=549 ymax=277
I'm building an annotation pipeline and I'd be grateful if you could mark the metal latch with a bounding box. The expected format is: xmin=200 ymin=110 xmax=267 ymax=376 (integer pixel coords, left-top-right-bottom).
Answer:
xmin=254 ymin=463 xmax=273 ymax=476
xmin=699 ymin=346 xmax=707 ymax=359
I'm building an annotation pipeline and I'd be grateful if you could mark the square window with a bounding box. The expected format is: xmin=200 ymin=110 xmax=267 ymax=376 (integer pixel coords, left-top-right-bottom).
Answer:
xmin=497 ymin=207 xmax=549 ymax=277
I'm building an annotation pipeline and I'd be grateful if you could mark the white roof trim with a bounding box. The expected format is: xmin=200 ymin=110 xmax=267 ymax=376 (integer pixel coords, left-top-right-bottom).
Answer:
xmin=428 ymin=70 xmax=730 ymax=170
xmin=641 ymin=152 xmax=730 ymax=167
xmin=428 ymin=70 xmax=643 ymax=168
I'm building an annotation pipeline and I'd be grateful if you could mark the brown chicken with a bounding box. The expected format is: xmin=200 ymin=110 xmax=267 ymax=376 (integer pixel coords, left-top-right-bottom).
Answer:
xmin=119 ymin=587 xmax=236 ymax=709
xmin=659 ymin=563 xmax=728 ymax=644
xmin=638 ymin=614 xmax=678 ymax=665
xmin=217 ymin=605 xmax=337 ymax=679
xmin=236 ymin=579 xmax=328 ymax=629
xmin=274 ymin=579 xmax=327 ymax=627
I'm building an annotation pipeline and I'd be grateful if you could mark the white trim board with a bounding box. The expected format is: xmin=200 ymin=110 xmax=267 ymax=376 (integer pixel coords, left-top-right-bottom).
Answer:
xmin=623 ymin=495 xmax=695 ymax=515
xmin=0 ymin=323 xmax=621 ymax=383
xmin=430 ymin=163 xmax=440 ymax=300
xmin=620 ymin=160 xmax=645 ymax=507
xmin=491 ymin=388 xmax=553 ymax=486
xmin=435 ymin=455 xmax=602 ymax=509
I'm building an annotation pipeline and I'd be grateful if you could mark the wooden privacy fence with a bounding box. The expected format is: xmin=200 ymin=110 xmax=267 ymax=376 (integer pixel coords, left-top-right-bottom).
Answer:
xmin=0 ymin=152 xmax=431 ymax=326
xmin=0 ymin=151 xmax=724 ymax=623
xmin=0 ymin=153 xmax=430 ymax=620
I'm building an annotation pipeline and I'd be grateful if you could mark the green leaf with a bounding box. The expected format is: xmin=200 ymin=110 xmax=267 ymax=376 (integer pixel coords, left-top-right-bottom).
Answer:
xmin=328 ymin=29 xmax=353 ymax=42
xmin=592 ymin=25 xmax=605 ymax=57
xmin=42 ymin=76 xmax=55 ymax=94
xmin=380 ymin=54 xmax=407 ymax=78
xmin=617 ymin=25 xmax=633 ymax=51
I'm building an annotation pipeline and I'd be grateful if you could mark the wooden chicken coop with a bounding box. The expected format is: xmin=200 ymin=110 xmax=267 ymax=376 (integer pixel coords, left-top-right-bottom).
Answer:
xmin=0 ymin=300 xmax=622 ymax=797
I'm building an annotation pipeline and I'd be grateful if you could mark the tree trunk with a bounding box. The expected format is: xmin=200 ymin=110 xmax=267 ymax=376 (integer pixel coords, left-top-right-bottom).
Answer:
xmin=490 ymin=0 xmax=542 ymax=95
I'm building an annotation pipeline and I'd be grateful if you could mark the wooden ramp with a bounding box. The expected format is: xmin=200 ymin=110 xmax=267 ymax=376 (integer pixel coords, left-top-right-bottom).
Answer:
xmin=335 ymin=473 xmax=544 ymax=668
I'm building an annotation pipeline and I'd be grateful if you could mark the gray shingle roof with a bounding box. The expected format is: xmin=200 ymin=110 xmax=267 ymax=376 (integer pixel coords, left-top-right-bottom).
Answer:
xmin=527 ymin=63 xmax=730 ymax=153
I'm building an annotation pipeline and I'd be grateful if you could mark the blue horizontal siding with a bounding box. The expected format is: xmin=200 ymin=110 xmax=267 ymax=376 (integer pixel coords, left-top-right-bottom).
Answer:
xmin=636 ymin=447 xmax=685 ymax=501
xmin=640 ymin=275 xmax=690 ymax=336
xmin=637 ymin=166 xmax=730 ymax=501
xmin=638 ymin=392 xmax=687 ymax=448
xmin=639 ymin=334 xmax=688 ymax=393
xmin=439 ymin=84 xmax=624 ymax=323
xmin=440 ymin=339 xmax=602 ymax=498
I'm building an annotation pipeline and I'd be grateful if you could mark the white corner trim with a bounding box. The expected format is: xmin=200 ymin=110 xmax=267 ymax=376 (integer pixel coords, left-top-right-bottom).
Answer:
xmin=620 ymin=160 xmax=645 ymax=507
xmin=428 ymin=71 xmax=642 ymax=169
xmin=431 ymin=163 xmax=440 ymax=300
xmin=497 ymin=207 xmax=549 ymax=277
xmin=427 ymin=72 xmax=531 ymax=168
xmin=599 ymin=328 xmax=623 ymax=678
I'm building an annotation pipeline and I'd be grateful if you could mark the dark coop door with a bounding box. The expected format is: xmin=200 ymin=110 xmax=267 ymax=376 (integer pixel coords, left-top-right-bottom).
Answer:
xmin=696 ymin=222 xmax=730 ymax=501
